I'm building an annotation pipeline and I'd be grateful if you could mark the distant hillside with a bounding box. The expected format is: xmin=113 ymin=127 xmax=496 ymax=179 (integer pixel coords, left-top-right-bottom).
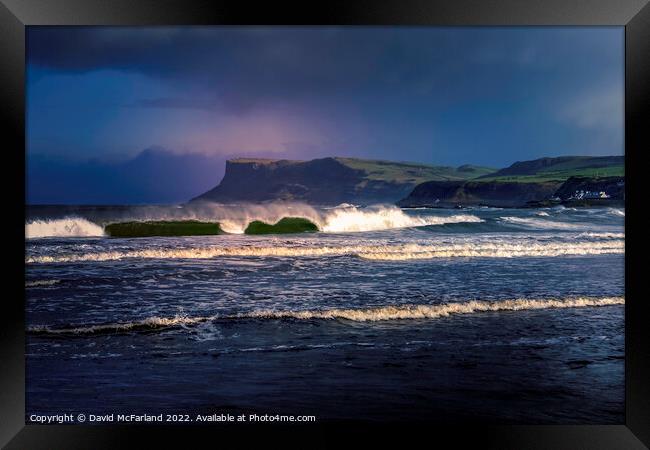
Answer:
xmin=398 ymin=155 xmax=624 ymax=208
xmin=477 ymin=156 xmax=624 ymax=182
xmin=334 ymin=158 xmax=495 ymax=183
xmin=191 ymin=157 xmax=495 ymax=205
xmin=398 ymin=180 xmax=563 ymax=208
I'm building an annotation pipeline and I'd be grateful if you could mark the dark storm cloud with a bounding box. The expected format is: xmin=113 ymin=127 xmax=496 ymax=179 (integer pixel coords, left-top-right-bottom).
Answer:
xmin=28 ymin=27 xmax=622 ymax=113
xmin=27 ymin=26 xmax=624 ymax=203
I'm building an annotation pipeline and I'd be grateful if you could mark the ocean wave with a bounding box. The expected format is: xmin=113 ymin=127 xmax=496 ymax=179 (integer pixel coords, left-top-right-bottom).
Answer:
xmin=320 ymin=205 xmax=482 ymax=232
xmin=26 ymin=239 xmax=624 ymax=264
xmin=24 ymin=205 xmax=484 ymax=236
xmin=499 ymin=216 xmax=584 ymax=230
xmin=28 ymin=315 xmax=212 ymax=336
xmin=26 ymin=218 xmax=105 ymax=239
xmin=245 ymin=297 xmax=624 ymax=321
xmin=356 ymin=241 xmax=623 ymax=260
xmin=576 ymin=232 xmax=625 ymax=239
xmin=26 ymin=279 xmax=61 ymax=287
xmin=28 ymin=297 xmax=624 ymax=335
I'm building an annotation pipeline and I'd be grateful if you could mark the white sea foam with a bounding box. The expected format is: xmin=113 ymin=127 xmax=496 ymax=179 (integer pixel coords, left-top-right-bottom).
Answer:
xmin=576 ymin=232 xmax=625 ymax=239
xmin=26 ymin=218 xmax=105 ymax=238
xmin=245 ymin=297 xmax=625 ymax=321
xmin=356 ymin=241 xmax=624 ymax=260
xmin=500 ymin=216 xmax=583 ymax=230
xmin=28 ymin=297 xmax=624 ymax=334
xmin=208 ymin=204 xmax=483 ymax=233
xmin=29 ymin=315 xmax=212 ymax=335
xmin=26 ymin=279 xmax=61 ymax=287
xmin=319 ymin=205 xmax=482 ymax=232
xmin=26 ymin=239 xmax=624 ymax=264
xmin=24 ymin=204 xmax=482 ymax=237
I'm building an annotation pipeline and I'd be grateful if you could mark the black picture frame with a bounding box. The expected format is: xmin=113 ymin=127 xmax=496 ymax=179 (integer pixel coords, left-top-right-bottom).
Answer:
xmin=2 ymin=1 xmax=648 ymax=448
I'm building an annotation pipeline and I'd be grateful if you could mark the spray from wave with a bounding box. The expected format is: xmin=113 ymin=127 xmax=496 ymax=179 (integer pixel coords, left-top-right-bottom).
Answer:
xmin=25 ymin=203 xmax=483 ymax=237
xmin=26 ymin=218 xmax=105 ymax=239
xmin=28 ymin=296 xmax=624 ymax=335
xmin=319 ymin=204 xmax=482 ymax=232
xmin=26 ymin=239 xmax=624 ymax=264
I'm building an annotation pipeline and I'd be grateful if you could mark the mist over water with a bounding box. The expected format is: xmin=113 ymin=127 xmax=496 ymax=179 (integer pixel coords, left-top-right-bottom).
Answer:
xmin=26 ymin=203 xmax=487 ymax=237
xmin=26 ymin=203 xmax=625 ymax=423
xmin=24 ymin=202 xmax=626 ymax=237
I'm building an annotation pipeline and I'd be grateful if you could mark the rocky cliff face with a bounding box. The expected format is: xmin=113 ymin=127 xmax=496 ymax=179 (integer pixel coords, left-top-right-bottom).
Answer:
xmin=397 ymin=180 xmax=562 ymax=208
xmin=191 ymin=155 xmax=624 ymax=207
xmin=398 ymin=176 xmax=625 ymax=208
xmin=553 ymin=176 xmax=625 ymax=200
xmin=191 ymin=157 xmax=417 ymax=205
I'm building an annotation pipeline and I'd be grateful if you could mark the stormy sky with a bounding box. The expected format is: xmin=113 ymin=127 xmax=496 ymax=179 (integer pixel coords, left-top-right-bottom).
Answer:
xmin=27 ymin=26 xmax=624 ymax=204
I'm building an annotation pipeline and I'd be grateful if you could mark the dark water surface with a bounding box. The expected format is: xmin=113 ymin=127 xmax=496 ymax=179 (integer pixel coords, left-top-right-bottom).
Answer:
xmin=25 ymin=204 xmax=625 ymax=423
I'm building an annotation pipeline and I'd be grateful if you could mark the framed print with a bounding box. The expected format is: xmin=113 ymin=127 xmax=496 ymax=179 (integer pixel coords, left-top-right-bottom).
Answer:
xmin=1 ymin=0 xmax=648 ymax=448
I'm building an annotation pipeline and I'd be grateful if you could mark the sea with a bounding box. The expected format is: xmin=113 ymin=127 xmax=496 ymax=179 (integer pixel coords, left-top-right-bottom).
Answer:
xmin=25 ymin=203 xmax=625 ymax=424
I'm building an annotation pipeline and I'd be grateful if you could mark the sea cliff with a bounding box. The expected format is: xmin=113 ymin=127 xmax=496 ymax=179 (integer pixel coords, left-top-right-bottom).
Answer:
xmin=397 ymin=176 xmax=624 ymax=208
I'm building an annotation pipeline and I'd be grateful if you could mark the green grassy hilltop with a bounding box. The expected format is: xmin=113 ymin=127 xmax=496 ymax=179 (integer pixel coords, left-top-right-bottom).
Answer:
xmin=191 ymin=154 xmax=623 ymax=206
xmin=192 ymin=156 xmax=497 ymax=205
xmin=477 ymin=156 xmax=624 ymax=183
xmin=334 ymin=157 xmax=495 ymax=183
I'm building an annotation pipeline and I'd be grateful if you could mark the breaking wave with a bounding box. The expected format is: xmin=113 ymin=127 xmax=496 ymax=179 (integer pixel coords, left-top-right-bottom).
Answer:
xmin=499 ymin=216 xmax=584 ymax=230
xmin=576 ymin=232 xmax=625 ymax=239
xmin=355 ymin=241 xmax=623 ymax=260
xmin=26 ymin=279 xmax=61 ymax=287
xmin=26 ymin=218 xmax=104 ymax=239
xmin=26 ymin=239 xmax=624 ymax=264
xmin=25 ymin=204 xmax=482 ymax=236
xmin=29 ymin=315 xmax=213 ymax=336
xmin=24 ymin=203 xmax=624 ymax=238
xmin=245 ymin=297 xmax=624 ymax=321
xmin=28 ymin=296 xmax=624 ymax=335
xmin=319 ymin=205 xmax=482 ymax=232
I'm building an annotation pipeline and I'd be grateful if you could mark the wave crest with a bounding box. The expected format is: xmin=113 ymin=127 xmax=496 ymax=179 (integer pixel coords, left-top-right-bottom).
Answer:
xmin=499 ymin=216 xmax=583 ymax=230
xmin=26 ymin=239 xmax=624 ymax=264
xmin=320 ymin=205 xmax=482 ymax=232
xmin=28 ymin=297 xmax=624 ymax=335
xmin=25 ymin=204 xmax=484 ymax=237
xmin=246 ymin=297 xmax=625 ymax=321
xmin=357 ymin=241 xmax=624 ymax=260
xmin=26 ymin=218 xmax=104 ymax=239
xmin=26 ymin=279 xmax=61 ymax=287
xmin=29 ymin=315 xmax=212 ymax=336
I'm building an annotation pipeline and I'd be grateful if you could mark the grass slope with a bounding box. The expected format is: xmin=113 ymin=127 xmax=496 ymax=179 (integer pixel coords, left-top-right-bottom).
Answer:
xmin=478 ymin=156 xmax=624 ymax=182
xmin=105 ymin=220 xmax=223 ymax=237
xmin=478 ymin=165 xmax=624 ymax=183
xmin=334 ymin=157 xmax=495 ymax=183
